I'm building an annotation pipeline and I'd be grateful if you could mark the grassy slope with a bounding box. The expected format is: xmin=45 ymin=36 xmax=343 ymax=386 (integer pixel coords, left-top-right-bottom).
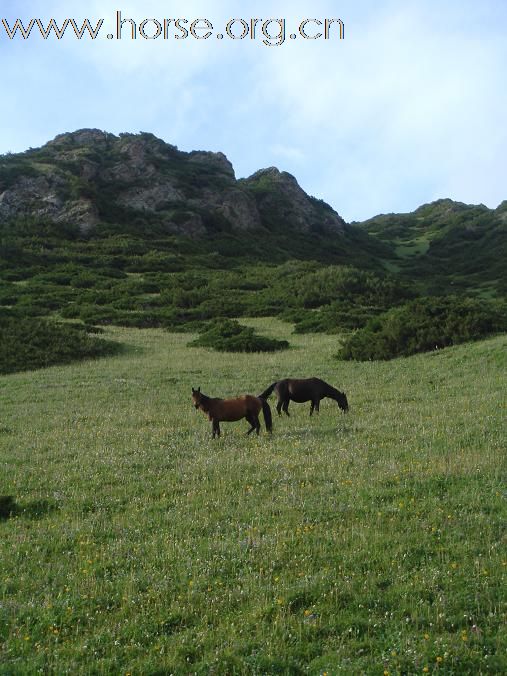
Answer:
xmin=1 ymin=320 xmax=506 ymax=674
xmin=358 ymin=202 xmax=507 ymax=295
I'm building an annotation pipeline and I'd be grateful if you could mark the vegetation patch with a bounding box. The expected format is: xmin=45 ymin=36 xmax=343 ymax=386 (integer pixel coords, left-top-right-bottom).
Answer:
xmin=188 ymin=318 xmax=289 ymax=352
xmin=0 ymin=315 xmax=122 ymax=374
xmin=0 ymin=219 xmax=414 ymax=334
xmin=338 ymin=296 xmax=507 ymax=361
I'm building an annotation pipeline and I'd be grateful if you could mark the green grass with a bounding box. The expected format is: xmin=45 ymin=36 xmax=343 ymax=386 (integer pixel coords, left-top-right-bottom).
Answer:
xmin=394 ymin=237 xmax=431 ymax=258
xmin=1 ymin=319 xmax=506 ymax=674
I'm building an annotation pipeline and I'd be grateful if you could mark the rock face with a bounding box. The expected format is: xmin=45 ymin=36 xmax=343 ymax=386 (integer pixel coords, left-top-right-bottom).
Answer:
xmin=0 ymin=129 xmax=345 ymax=237
xmin=0 ymin=171 xmax=99 ymax=233
xmin=241 ymin=168 xmax=346 ymax=234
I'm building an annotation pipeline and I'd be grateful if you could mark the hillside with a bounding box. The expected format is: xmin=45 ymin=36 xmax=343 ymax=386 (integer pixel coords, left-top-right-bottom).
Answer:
xmin=1 ymin=131 xmax=505 ymax=295
xmin=0 ymin=129 xmax=398 ymax=271
xmin=0 ymin=130 xmax=406 ymax=336
xmin=359 ymin=199 xmax=507 ymax=295
xmin=0 ymin=130 xmax=505 ymax=348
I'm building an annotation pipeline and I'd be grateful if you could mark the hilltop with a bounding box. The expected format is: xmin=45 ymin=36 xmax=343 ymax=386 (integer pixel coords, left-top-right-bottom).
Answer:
xmin=0 ymin=129 xmax=345 ymax=239
xmin=358 ymin=198 xmax=507 ymax=295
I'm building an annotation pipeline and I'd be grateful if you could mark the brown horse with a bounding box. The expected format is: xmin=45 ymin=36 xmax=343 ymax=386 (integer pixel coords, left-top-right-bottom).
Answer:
xmin=191 ymin=387 xmax=273 ymax=438
xmin=259 ymin=378 xmax=348 ymax=417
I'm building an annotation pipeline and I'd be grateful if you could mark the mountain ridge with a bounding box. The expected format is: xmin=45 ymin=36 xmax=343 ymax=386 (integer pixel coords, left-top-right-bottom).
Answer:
xmin=0 ymin=129 xmax=346 ymax=238
xmin=358 ymin=196 xmax=507 ymax=293
xmin=0 ymin=129 xmax=505 ymax=295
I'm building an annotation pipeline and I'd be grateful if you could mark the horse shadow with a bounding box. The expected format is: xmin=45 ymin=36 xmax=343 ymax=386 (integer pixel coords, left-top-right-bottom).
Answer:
xmin=0 ymin=495 xmax=60 ymax=521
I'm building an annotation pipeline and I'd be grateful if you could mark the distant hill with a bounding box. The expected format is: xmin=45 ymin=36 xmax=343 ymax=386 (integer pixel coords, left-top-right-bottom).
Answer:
xmin=358 ymin=199 xmax=507 ymax=295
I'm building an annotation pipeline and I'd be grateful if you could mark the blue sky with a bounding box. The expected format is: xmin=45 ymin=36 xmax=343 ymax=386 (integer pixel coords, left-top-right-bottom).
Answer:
xmin=1 ymin=0 xmax=506 ymax=221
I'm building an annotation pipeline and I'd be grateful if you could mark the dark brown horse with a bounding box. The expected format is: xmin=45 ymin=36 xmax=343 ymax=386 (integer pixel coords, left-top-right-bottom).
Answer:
xmin=259 ymin=378 xmax=348 ymax=416
xmin=191 ymin=387 xmax=273 ymax=438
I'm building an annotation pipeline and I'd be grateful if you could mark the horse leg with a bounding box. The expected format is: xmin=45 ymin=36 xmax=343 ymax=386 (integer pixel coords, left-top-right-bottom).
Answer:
xmin=245 ymin=412 xmax=257 ymax=435
xmin=276 ymin=398 xmax=283 ymax=416
xmin=309 ymin=401 xmax=314 ymax=416
xmin=282 ymin=398 xmax=290 ymax=416
xmin=212 ymin=419 xmax=220 ymax=438
xmin=254 ymin=413 xmax=261 ymax=435
xmin=314 ymin=399 xmax=320 ymax=413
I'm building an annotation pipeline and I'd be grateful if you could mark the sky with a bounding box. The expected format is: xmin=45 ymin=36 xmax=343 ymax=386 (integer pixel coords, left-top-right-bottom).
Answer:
xmin=1 ymin=0 xmax=506 ymax=222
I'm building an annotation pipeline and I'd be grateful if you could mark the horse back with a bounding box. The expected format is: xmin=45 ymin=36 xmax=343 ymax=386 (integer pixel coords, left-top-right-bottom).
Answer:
xmin=286 ymin=378 xmax=324 ymax=402
xmin=213 ymin=395 xmax=261 ymax=422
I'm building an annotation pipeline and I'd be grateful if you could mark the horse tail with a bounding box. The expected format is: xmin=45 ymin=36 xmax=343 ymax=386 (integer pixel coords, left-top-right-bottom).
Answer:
xmin=260 ymin=398 xmax=273 ymax=433
xmin=258 ymin=382 xmax=277 ymax=400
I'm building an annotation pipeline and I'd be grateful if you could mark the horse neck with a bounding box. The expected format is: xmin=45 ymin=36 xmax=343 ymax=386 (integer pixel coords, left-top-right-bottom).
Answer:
xmin=324 ymin=384 xmax=340 ymax=400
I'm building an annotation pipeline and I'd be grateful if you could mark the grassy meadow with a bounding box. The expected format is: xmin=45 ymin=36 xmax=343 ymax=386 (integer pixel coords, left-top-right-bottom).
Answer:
xmin=1 ymin=319 xmax=506 ymax=674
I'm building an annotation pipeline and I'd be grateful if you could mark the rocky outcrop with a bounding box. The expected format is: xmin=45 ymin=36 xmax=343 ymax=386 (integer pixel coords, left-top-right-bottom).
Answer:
xmin=0 ymin=171 xmax=98 ymax=233
xmin=241 ymin=168 xmax=346 ymax=234
xmin=0 ymin=129 xmax=346 ymax=237
xmin=188 ymin=150 xmax=235 ymax=179
xmin=216 ymin=188 xmax=262 ymax=230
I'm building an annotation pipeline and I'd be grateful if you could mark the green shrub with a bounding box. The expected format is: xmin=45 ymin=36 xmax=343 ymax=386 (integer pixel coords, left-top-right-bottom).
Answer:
xmin=338 ymin=296 xmax=507 ymax=361
xmin=189 ymin=319 xmax=289 ymax=353
xmin=291 ymin=303 xmax=381 ymax=333
xmin=0 ymin=316 xmax=122 ymax=374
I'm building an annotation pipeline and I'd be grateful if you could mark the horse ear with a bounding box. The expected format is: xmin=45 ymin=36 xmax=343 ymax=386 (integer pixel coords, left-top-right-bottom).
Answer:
xmin=192 ymin=387 xmax=196 ymax=393
xmin=197 ymin=386 xmax=201 ymax=393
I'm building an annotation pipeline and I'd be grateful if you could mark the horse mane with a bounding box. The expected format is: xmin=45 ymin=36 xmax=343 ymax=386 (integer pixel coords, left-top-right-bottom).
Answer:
xmin=323 ymin=382 xmax=341 ymax=397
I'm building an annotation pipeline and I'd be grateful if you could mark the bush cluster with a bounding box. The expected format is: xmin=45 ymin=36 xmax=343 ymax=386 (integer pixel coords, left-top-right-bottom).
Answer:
xmin=0 ymin=239 xmax=412 ymax=335
xmin=338 ymin=297 xmax=507 ymax=361
xmin=0 ymin=315 xmax=122 ymax=374
xmin=2 ymin=211 xmax=505 ymax=365
xmin=188 ymin=319 xmax=289 ymax=353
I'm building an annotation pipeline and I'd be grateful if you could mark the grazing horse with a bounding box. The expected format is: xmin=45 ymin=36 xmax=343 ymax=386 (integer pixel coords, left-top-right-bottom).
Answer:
xmin=259 ymin=377 xmax=348 ymax=417
xmin=191 ymin=387 xmax=273 ymax=438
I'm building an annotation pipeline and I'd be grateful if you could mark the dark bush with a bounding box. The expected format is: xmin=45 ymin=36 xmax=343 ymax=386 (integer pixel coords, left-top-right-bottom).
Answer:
xmin=338 ymin=296 xmax=507 ymax=361
xmin=0 ymin=315 xmax=122 ymax=374
xmin=291 ymin=303 xmax=381 ymax=333
xmin=189 ymin=319 xmax=289 ymax=353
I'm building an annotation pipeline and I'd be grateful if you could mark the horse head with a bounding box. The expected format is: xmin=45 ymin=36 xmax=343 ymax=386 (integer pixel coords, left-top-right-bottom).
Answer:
xmin=336 ymin=390 xmax=349 ymax=412
xmin=191 ymin=386 xmax=202 ymax=409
